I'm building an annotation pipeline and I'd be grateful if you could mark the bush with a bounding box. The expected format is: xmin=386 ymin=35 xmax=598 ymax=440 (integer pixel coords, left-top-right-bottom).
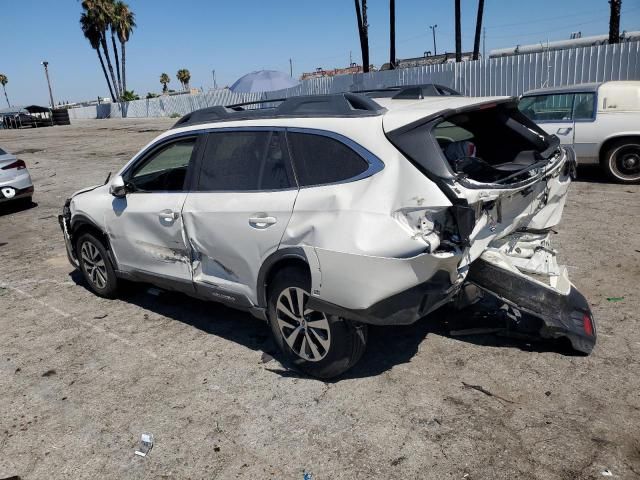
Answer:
xmin=168 ymin=112 xmax=181 ymax=118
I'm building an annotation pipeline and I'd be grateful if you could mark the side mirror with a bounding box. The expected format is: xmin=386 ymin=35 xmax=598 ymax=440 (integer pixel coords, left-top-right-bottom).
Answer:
xmin=109 ymin=175 xmax=127 ymax=198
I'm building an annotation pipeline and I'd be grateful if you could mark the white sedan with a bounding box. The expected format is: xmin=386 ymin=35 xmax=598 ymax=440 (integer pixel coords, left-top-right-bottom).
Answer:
xmin=0 ymin=146 xmax=34 ymax=204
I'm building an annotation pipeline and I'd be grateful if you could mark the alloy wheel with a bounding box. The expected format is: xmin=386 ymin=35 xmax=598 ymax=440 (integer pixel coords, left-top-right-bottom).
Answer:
xmin=275 ymin=287 xmax=331 ymax=362
xmin=80 ymin=241 xmax=108 ymax=289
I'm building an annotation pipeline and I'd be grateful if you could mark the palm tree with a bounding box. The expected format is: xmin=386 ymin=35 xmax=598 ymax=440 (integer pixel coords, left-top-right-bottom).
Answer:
xmin=472 ymin=0 xmax=484 ymax=60
xmin=113 ymin=1 xmax=135 ymax=95
xmin=80 ymin=12 xmax=116 ymax=101
xmin=0 ymin=74 xmax=10 ymax=107
xmin=177 ymin=69 xmax=191 ymax=90
xmin=121 ymin=90 xmax=139 ymax=101
xmin=455 ymin=0 xmax=462 ymax=62
xmin=160 ymin=73 xmax=170 ymax=93
xmin=354 ymin=0 xmax=370 ymax=72
xmin=389 ymin=0 xmax=396 ymax=68
xmin=81 ymin=0 xmax=120 ymax=100
xmin=609 ymin=0 xmax=622 ymax=44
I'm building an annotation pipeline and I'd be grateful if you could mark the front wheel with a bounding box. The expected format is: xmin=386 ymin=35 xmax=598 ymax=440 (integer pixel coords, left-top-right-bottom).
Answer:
xmin=267 ymin=267 xmax=367 ymax=379
xmin=76 ymin=232 xmax=119 ymax=299
xmin=602 ymin=140 xmax=640 ymax=184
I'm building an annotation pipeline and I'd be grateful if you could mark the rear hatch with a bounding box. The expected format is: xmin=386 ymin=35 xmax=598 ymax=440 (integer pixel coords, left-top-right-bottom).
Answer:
xmin=383 ymin=98 xmax=594 ymax=352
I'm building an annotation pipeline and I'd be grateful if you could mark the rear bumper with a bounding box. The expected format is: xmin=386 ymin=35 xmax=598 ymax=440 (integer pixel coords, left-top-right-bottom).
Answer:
xmin=0 ymin=184 xmax=34 ymax=202
xmin=467 ymin=258 xmax=596 ymax=354
xmin=307 ymin=247 xmax=463 ymax=326
xmin=307 ymin=269 xmax=459 ymax=326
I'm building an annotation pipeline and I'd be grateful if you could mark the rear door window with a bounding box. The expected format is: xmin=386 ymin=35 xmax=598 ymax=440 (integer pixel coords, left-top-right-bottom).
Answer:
xmin=572 ymin=93 xmax=596 ymax=120
xmin=519 ymin=94 xmax=574 ymax=122
xmin=287 ymin=132 xmax=369 ymax=186
xmin=197 ymin=130 xmax=294 ymax=191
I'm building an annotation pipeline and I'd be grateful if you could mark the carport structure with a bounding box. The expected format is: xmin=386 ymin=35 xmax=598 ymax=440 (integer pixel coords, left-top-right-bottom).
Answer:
xmin=0 ymin=105 xmax=53 ymax=129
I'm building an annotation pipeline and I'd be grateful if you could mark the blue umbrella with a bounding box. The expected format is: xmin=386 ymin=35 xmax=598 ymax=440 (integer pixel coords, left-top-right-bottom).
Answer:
xmin=229 ymin=70 xmax=299 ymax=93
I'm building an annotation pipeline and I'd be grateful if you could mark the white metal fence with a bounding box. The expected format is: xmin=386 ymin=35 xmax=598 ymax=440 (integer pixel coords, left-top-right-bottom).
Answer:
xmin=68 ymin=41 xmax=640 ymax=120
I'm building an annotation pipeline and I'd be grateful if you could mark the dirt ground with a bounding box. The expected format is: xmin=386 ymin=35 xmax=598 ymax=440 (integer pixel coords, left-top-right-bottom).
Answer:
xmin=0 ymin=119 xmax=639 ymax=480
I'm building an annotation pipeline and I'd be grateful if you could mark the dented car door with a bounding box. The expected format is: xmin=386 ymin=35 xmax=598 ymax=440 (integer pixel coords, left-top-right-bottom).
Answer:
xmin=181 ymin=129 xmax=298 ymax=305
xmin=106 ymin=136 xmax=198 ymax=288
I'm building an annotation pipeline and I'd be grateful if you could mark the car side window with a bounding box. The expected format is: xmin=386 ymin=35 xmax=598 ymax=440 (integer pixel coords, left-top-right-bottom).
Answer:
xmin=573 ymin=93 xmax=596 ymax=120
xmin=129 ymin=137 xmax=196 ymax=192
xmin=519 ymin=94 xmax=574 ymax=122
xmin=287 ymin=132 xmax=369 ymax=187
xmin=197 ymin=131 xmax=293 ymax=191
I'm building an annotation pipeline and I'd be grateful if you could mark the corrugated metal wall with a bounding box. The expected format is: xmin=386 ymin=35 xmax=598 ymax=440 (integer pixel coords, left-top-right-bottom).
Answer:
xmin=68 ymin=41 xmax=640 ymax=120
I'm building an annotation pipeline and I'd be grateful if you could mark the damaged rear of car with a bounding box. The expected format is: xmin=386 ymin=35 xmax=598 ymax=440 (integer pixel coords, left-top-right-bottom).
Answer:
xmin=381 ymin=96 xmax=595 ymax=353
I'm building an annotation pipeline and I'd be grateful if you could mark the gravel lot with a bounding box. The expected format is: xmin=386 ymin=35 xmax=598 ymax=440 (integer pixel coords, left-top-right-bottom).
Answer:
xmin=0 ymin=119 xmax=639 ymax=479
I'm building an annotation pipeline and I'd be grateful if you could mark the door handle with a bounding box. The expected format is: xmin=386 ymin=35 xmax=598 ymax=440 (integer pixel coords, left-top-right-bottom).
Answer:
xmin=159 ymin=209 xmax=179 ymax=222
xmin=556 ymin=127 xmax=573 ymax=135
xmin=248 ymin=215 xmax=277 ymax=228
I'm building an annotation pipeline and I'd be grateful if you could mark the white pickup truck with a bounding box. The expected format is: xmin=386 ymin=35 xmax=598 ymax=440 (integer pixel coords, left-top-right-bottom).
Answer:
xmin=519 ymin=81 xmax=640 ymax=184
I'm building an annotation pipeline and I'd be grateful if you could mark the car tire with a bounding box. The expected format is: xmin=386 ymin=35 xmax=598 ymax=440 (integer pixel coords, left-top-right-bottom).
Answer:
xmin=602 ymin=139 xmax=640 ymax=184
xmin=267 ymin=267 xmax=368 ymax=379
xmin=76 ymin=232 xmax=119 ymax=299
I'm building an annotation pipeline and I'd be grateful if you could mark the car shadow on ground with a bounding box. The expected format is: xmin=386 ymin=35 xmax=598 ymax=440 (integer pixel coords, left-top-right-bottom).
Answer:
xmin=69 ymin=271 xmax=577 ymax=382
xmin=0 ymin=199 xmax=37 ymax=217
xmin=575 ymin=164 xmax=611 ymax=184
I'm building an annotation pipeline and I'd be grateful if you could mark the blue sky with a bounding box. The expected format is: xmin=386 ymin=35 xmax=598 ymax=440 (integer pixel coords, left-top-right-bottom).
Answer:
xmin=1 ymin=0 xmax=639 ymax=106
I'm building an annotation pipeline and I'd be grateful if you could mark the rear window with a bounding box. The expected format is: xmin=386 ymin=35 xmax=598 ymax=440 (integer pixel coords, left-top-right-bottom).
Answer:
xmin=198 ymin=131 xmax=293 ymax=191
xmin=434 ymin=106 xmax=549 ymax=183
xmin=386 ymin=102 xmax=552 ymax=186
xmin=287 ymin=132 xmax=369 ymax=186
xmin=518 ymin=94 xmax=574 ymax=122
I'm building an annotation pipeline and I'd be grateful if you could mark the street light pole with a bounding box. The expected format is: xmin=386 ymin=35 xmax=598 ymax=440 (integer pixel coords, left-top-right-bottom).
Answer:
xmin=429 ymin=25 xmax=438 ymax=56
xmin=41 ymin=61 xmax=55 ymax=108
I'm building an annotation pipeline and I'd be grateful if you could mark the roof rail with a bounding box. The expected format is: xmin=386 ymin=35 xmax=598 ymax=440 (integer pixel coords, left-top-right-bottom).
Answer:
xmin=172 ymin=93 xmax=386 ymax=129
xmin=355 ymin=83 xmax=461 ymax=99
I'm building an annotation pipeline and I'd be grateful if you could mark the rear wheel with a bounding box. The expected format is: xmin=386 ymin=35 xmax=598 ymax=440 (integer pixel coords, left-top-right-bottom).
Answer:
xmin=76 ymin=232 xmax=118 ymax=298
xmin=267 ymin=267 xmax=367 ymax=379
xmin=602 ymin=139 xmax=640 ymax=184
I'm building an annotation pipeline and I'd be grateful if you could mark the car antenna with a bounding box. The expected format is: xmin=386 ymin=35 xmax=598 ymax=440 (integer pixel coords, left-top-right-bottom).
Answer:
xmin=104 ymin=171 xmax=111 ymax=184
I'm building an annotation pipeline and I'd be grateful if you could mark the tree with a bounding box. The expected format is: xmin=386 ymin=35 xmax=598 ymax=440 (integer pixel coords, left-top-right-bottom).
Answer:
xmin=609 ymin=0 xmax=622 ymax=44
xmin=472 ymin=0 xmax=484 ymax=60
xmin=160 ymin=73 xmax=170 ymax=93
xmin=80 ymin=11 xmax=116 ymax=102
xmin=389 ymin=0 xmax=396 ymax=69
xmin=121 ymin=90 xmax=139 ymax=101
xmin=455 ymin=0 xmax=462 ymax=62
xmin=81 ymin=0 xmax=120 ymax=100
xmin=177 ymin=69 xmax=191 ymax=90
xmin=0 ymin=74 xmax=10 ymax=107
xmin=146 ymin=92 xmax=159 ymax=99
xmin=113 ymin=1 xmax=135 ymax=95
xmin=354 ymin=0 xmax=370 ymax=73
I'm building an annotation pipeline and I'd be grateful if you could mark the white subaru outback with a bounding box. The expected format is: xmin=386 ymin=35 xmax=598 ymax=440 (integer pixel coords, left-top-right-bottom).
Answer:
xmin=59 ymin=89 xmax=596 ymax=378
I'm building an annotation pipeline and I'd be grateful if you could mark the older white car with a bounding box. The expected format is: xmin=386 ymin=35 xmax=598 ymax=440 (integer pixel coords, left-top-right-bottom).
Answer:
xmin=59 ymin=90 xmax=596 ymax=378
xmin=519 ymin=81 xmax=640 ymax=184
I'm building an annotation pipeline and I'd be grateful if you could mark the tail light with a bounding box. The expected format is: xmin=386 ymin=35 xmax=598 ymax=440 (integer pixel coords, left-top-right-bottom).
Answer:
xmin=582 ymin=312 xmax=594 ymax=336
xmin=1 ymin=159 xmax=26 ymax=170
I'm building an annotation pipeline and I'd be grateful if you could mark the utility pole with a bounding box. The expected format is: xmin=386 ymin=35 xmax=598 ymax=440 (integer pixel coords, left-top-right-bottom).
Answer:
xmin=609 ymin=0 xmax=622 ymax=44
xmin=429 ymin=24 xmax=438 ymax=56
xmin=212 ymin=69 xmax=217 ymax=89
xmin=41 ymin=61 xmax=55 ymax=109
xmin=483 ymin=27 xmax=486 ymax=59
xmin=289 ymin=58 xmax=293 ymax=77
